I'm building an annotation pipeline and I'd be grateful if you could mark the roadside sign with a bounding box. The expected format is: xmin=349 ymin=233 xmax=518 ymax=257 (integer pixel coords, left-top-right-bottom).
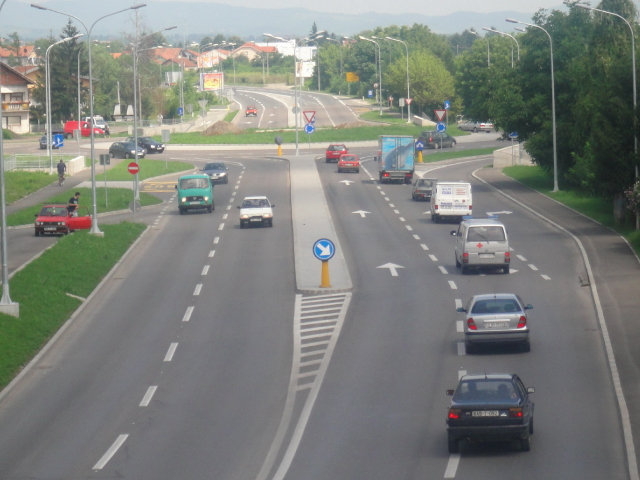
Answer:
xmin=177 ymin=107 xmax=184 ymax=116
xmin=53 ymin=134 xmax=63 ymax=148
xmin=303 ymin=111 xmax=316 ymax=124
xmin=274 ymin=135 xmax=283 ymax=145
xmin=198 ymin=100 xmax=208 ymax=110
xmin=161 ymin=129 xmax=170 ymax=143
xmin=405 ymin=98 xmax=412 ymax=105
xmin=509 ymin=132 xmax=518 ymax=139
xmin=444 ymin=100 xmax=450 ymax=110
xmin=436 ymin=122 xmax=446 ymax=133
xmin=128 ymin=162 xmax=139 ymax=175
xmin=434 ymin=109 xmax=446 ymax=122
xmin=388 ymin=96 xmax=393 ymax=102
xmin=415 ymin=140 xmax=425 ymax=151
xmin=304 ymin=123 xmax=315 ymax=134
xmin=313 ymin=238 xmax=335 ymax=261
xmin=373 ymin=83 xmax=379 ymax=89
xmin=368 ymin=90 xmax=374 ymax=98
xmin=99 ymin=154 xmax=110 ymax=166
xmin=399 ymin=98 xmax=405 ymax=107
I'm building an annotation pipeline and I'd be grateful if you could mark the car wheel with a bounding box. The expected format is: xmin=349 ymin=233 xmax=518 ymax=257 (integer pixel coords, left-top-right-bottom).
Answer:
xmin=503 ymin=266 xmax=510 ymax=274
xmin=66 ymin=133 xmax=72 ymax=139
xmin=473 ymin=127 xmax=478 ymax=133
xmin=338 ymin=168 xmax=342 ymax=173
xmin=447 ymin=436 xmax=459 ymax=454
xmin=412 ymin=193 xmax=416 ymax=200
xmin=520 ymin=434 xmax=531 ymax=452
xmin=110 ymin=152 xmax=115 ymax=158
xmin=125 ymin=153 xmax=130 ymax=159
xmin=34 ymin=229 xmax=39 ymax=237
xmin=64 ymin=227 xmax=70 ymax=235
xmin=356 ymin=169 xmax=360 ymax=173
xmin=179 ymin=208 xmax=185 ymax=215
xmin=207 ymin=205 xmax=213 ymax=213
xmin=461 ymin=265 xmax=469 ymax=275
xmin=464 ymin=340 xmax=475 ymax=354
xmin=455 ymin=255 xmax=461 ymax=268
xmin=452 ymin=141 xmax=457 ymax=147
xmin=433 ymin=214 xmax=440 ymax=223
xmin=529 ymin=416 xmax=534 ymax=434
xmin=224 ymin=178 xmax=228 ymax=184
xmin=269 ymin=219 xmax=273 ymax=227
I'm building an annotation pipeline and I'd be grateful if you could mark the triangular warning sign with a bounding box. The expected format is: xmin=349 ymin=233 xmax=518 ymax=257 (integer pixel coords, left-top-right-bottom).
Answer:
xmin=303 ymin=111 xmax=316 ymax=124
xmin=434 ymin=109 xmax=446 ymax=122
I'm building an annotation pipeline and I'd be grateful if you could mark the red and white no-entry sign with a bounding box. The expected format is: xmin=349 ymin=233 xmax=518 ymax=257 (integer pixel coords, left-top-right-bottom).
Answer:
xmin=128 ymin=162 xmax=139 ymax=175
xmin=434 ymin=109 xmax=446 ymax=122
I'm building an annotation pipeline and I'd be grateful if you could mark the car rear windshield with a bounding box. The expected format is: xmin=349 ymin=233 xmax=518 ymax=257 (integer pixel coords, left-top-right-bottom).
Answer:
xmin=471 ymin=298 xmax=522 ymax=314
xmin=179 ymin=178 xmax=209 ymax=189
xmin=455 ymin=380 xmax=520 ymax=402
xmin=341 ymin=156 xmax=357 ymax=162
xmin=467 ymin=226 xmax=505 ymax=242
xmin=247 ymin=106 xmax=255 ymax=109
xmin=329 ymin=145 xmax=346 ymax=151
xmin=417 ymin=179 xmax=434 ymax=187
xmin=39 ymin=207 xmax=68 ymax=216
xmin=242 ymin=199 xmax=270 ymax=208
xmin=204 ymin=163 xmax=224 ymax=170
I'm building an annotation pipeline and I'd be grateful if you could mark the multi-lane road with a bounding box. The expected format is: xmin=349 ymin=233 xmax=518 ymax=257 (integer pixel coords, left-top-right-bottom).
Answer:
xmin=0 ymin=93 xmax=635 ymax=479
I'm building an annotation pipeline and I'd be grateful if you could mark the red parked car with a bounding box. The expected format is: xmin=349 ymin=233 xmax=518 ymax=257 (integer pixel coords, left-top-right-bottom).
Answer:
xmin=245 ymin=105 xmax=257 ymax=117
xmin=326 ymin=144 xmax=348 ymax=163
xmin=337 ymin=154 xmax=360 ymax=173
xmin=63 ymin=121 xmax=104 ymax=139
xmin=34 ymin=204 xmax=92 ymax=236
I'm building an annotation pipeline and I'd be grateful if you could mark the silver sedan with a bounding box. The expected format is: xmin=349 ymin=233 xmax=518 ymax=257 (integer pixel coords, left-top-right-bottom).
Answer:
xmin=458 ymin=121 xmax=494 ymax=133
xmin=457 ymin=293 xmax=532 ymax=352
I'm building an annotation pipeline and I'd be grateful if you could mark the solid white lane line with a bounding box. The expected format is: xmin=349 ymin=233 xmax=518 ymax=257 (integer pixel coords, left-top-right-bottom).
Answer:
xmin=448 ymin=281 xmax=457 ymax=290
xmin=421 ymin=244 xmax=429 ymax=250
xmin=455 ymin=299 xmax=463 ymax=309
xmin=93 ymin=434 xmax=129 ymax=470
xmin=439 ymin=266 xmax=449 ymax=274
xmin=429 ymin=254 xmax=438 ymax=262
xmin=139 ymin=386 xmax=157 ymax=407
xmin=413 ymin=234 xmax=420 ymax=240
xmin=194 ymin=284 xmax=202 ymax=296
xmin=457 ymin=321 xmax=464 ymax=333
xmin=223 ymin=214 xmax=228 ymax=220
xmin=182 ymin=306 xmax=194 ymax=322
xmin=209 ymin=250 xmax=215 ymax=257
xmin=202 ymin=265 xmax=210 ymax=275
xmin=164 ymin=343 xmax=178 ymax=362
xmin=541 ymin=274 xmax=551 ymax=280
xmin=528 ymin=264 xmax=539 ymax=271
xmin=457 ymin=342 xmax=465 ymax=356
xmin=517 ymin=254 xmax=527 ymax=261
xmin=214 ymin=237 xmax=219 ymax=244
xmin=218 ymin=223 xmax=225 ymax=230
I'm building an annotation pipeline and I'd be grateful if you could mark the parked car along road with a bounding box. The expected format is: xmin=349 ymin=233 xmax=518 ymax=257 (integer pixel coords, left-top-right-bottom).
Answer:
xmin=419 ymin=130 xmax=457 ymax=148
xmin=457 ymin=293 xmax=532 ymax=352
xmin=63 ymin=121 xmax=104 ymax=139
xmin=246 ymin=105 xmax=257 ymax=117
xmin=238 ymin=196 xmax=274 ymax=228
xmin=458 ymin=121 xmax=494 ymax=133
xmin=412 ymin=178 xmax=436 ymax=201
xmin=39 ymin=135 xmax=59 ymax=150
xmin=125 ymin=136 xmax=165 ymax=154
xmin=446 ymin=374 xmax=535 ymax=453
xmin=201 ymin=162 xmax=229 ymax=184
xmin=326 ymin=144 xmax=348 ymax=163
xmin=337 ymin=154 xmax=360 ymax=173
xmin=34 ymin=204 xmax=91 ymax=236
xmin=109 ymin=141 xmax=146 ymax=159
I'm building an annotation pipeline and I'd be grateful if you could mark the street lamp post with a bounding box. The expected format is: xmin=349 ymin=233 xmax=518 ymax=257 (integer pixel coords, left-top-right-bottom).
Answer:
xmin=386 ymin=36 xmax=411 ymax=123
xmin=507 ymin=18 xmax=559 ymax=192
xmin=576 ymin=3 xmax=638 ymax=228
xmin=483 ymin=27 xmax=519 ymax=67
xmin=46 ymin=34 xmax=84 ymax=175
xmin=307 ymin=37 xmax=322 ymax=91
xmin=360 ymin=36 xmax=382 ymax=115
xmin=31 ymin=2 xmax=147 ymax=236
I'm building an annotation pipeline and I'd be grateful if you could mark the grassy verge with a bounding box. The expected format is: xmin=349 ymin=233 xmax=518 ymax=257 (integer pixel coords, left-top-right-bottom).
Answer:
xmin=503 ymin=165 xmax=640 ymax=255
xmin=223 ymin=110 xmax=238 ymax=122
xmin=102 ymin=158 xmax=193 ymax=181
xmin=420 ymin=147 xmax=498 ymax=163
xmin=0 ymin=222 xmax=147 ymax=390
xmin=360 ymin=111 xmax=412 ymax=125
xmin=7 ymin=187 xmax=161 ymax=226
xmin=5 ymin=171 xmax=57 ymax=204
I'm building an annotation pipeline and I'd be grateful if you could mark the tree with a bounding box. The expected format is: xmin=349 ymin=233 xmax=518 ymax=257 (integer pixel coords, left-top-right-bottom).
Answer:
xmin=213 ymin=34 xmax=226 ymax=45
xmin=310 ymin=22 xmax=318 ymax=37
xmin=8 ymin=32 xmax=21 ymax=64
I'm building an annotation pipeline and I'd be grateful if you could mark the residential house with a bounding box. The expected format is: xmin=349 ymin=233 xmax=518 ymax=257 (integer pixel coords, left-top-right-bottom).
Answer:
xmin=0 ymin=45 xmax=39 ymax=66
xmin=231 ymin=42 xmax=278 ymax=62
xmin=1 ymin=63 xmax=34 ymax=133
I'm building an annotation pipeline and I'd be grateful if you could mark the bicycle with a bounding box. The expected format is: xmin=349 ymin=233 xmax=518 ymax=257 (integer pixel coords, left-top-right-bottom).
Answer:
xmin=58 ymin=173 xmax=65 ymax=186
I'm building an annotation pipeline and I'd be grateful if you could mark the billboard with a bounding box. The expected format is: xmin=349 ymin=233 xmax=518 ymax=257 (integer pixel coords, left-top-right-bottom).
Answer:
xmin=346 ymin=72 xmax=359 ymax=82
xmin=198 ymin=55 xmax=221 ymax=69
xmin=295 ymin=61 xmax=315 ymax=78
xmin=200 ymin=72 xmax=224 ymax=91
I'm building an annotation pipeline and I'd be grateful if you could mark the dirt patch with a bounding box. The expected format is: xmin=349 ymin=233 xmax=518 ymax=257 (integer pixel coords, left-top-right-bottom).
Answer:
xmin=334 ymin=122 xmax=370 ymax=129
xmin=202 ymin=121 xmax=243 ymax=136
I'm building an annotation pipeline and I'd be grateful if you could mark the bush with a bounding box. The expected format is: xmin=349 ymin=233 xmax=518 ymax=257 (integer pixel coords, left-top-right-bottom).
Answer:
xmin=2 ymin=129 xmax=13 ymax=140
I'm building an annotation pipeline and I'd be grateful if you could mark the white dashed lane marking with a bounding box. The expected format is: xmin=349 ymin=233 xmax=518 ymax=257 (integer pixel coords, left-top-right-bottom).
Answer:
xmin=421 ymin=244 xmax=429 ymax=250
xmin=439 ymin=266 xmax=449 ymax=274
xmin=139 ymin=386 xmax=157 ymax=407
xmin=541 ymin=274 xmax=551 ymax=280
xmin=413 ymin=234 xmax=420 ymax=240
xmin=456 ymin=321 xmax=464 ymax=333
xmin=218 ymin=223 xmax=225 ymax=231
xmin=406 ymin=226 xmax=413 ymax=231
xmin=213 ymin=237 xmax=219 ymax=244
xmin=517 ymin=255 xmax=527 ymax=261
xmin=93 ymin=434 xmax=129 ymax=470
xmin=209 ymin=250 xmax=215 ymax=257
xmin=201 ymin=265 xmax=210 ymax=275
xmin=182 ymin=306 xmax=194 ymax=322
xmin=164 ymin=343 xmax=178 ymax=362
xmin=429 ymin=255 xmax=438 ymax=262
xmin=194 ymin=284 xmax=202 ymax=296
xmin=448 ymin=281 xmax=457 ymax=290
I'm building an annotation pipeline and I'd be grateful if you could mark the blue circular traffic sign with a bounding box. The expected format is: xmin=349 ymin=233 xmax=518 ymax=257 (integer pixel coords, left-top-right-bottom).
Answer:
xmin=415 ymin=140 xmax=425 ymax=151
xmin=304 ymin=123 xmax=315 ymax=134
xmin=313 ymin=238 xmax=335 ymax=261
xmin=436 ymin=122 xmax=446 ymax=133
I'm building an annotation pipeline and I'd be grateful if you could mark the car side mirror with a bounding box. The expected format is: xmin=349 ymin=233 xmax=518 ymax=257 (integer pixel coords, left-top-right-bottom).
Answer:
xmin=450 ymin=231 xmax=457 ymax=236
xmin=34 ymin=213 xmax=38 ymax=217
xmin=456 ymin=307 xmax=465 ymax=313
xmin=527 ymin=387 xmax=535 ymax=394
xmin=446 ymin=390 xmax=454 ymax=396
xmin=525 ymin=304 xmax=533 ymax=310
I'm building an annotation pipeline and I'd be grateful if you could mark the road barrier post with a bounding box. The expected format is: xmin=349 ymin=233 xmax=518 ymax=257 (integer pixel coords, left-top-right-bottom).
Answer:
xmin=320 ymin=260 xmax=331 ymax=288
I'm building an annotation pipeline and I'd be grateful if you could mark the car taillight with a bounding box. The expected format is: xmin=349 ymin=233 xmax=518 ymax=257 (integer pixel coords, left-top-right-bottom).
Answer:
xmin=467 ymin=318 xmax=477 ymax=330
xmin=469 ymin=205 xmax=472 ymax=210
xmin=517 ymin=316 xmax=526 ymax=328
xmin=504 ymin=252 xmax=510 ymax=263
xmin=448 ymin=408 xmax=461 ymax=419
xmin=509 ymin=408 xmax=523 ymax=418
xmin=429 ymin=136 xmax=433 ymax=142
xmin=462 ymin=252 xmax=469 ymax=264
xmin=384 ymin=173 xmax=389 ymax=177
xmin=406 ymin=173 xmax=411 ymax=177
xmin=434 ymin=205 xmax=438 ymax=210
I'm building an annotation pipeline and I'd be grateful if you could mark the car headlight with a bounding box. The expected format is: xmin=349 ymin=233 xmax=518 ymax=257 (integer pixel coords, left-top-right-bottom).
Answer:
xmin=241 ymin=214 xmax=249 ymax=219
xmin=150 ymin=145 xmax=156 ymax=149
xmin=181 ymin=197 xmax=187 ymax=203
xmin=35 ymin=221 xmax=42 ymax=226
xmin=204 ymin=196 xmax=209 ymax=201
xmin=131 ymin=150 xmax=136 ymax=154
xmin=262 ymin=213 xmax=272 ymax=218
xmin=161 ymin=144 xmax=165 ymax=147
xmin=219 ymin=172 xmax=227 ymax=177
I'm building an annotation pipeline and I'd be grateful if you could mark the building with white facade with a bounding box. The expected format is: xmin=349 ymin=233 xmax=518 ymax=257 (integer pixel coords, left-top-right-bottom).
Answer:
xmin=1 ymin=63 xmax=34 ymax=134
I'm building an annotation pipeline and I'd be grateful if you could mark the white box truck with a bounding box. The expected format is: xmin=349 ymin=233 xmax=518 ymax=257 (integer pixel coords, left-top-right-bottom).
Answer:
xmin=430 ymin=181 xmax=472 ymax=222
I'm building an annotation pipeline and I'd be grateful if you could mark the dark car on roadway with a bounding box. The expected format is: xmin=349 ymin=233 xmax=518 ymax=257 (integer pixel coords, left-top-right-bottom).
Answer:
xmin=246 ymin=105 xmax=257 ymax=117
xmin=201 ymin=162 xmax=229 ymax=184
xmin=125 ymin=136 xmax=165 ymax=154
xmin=326 ymin=144 xmax=348 ymax=162
xmin=39 ymin=135 xmax=60 ymax=150
xmin=446 ymin=374 xmax=535 ymax=453
xmin=419 ymin=130 xmax=456 ymax=149
xmin=109 ymin=141 xmax=146 ymax=159
xmin=411 ymin=177 xmax=436 ymax=201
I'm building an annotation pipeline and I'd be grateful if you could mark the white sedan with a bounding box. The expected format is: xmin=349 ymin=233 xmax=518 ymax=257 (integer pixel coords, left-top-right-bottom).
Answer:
xmin=238 ymin=196 xmax=275 ymax=228
xmin=458 ymin=121 xmax=494 ymax=133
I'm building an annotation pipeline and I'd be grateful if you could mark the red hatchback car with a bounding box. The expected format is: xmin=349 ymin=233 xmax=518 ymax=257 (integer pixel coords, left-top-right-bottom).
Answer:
xmin=34 ymin=204 xmax=92 ymax=236
xmin=245 ymin=106 xmax=257 ymax=117
xmin=326 ymin=144 xmax=348 ymax=163
xmin=338 ymin=154 xmax=360 ymax=173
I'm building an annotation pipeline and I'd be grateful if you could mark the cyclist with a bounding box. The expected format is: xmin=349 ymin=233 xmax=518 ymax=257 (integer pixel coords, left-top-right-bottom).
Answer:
xmin=57 ymin=159 xmax=66 ymax=186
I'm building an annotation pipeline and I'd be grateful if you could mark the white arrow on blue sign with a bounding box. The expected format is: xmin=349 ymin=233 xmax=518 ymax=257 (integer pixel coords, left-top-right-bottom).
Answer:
xmin=444 ymin=100 xmax=450 ymax=110
xmin=436 ymin=122 xmax=446 ymax=133
xmin=415 ymin=140 xmax=425 ymax=151
xmin=178 ymin=107 xmax=184 ymax=116
xmin=53 ymin=134 xmax=64 ymax=148
xmin=313 ymin=238 xmax=335 ymax=261
xmin=509 ymin=132 xmax=518 ymax=139
xmin=304 ymin=123 xmax=315 ymax=134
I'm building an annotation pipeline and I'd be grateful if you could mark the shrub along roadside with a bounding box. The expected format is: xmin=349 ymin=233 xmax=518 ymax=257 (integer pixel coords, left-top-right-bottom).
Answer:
xmin=7 ymin=187 xmax=161 ymax=226
xmin=0 ymin=222 xmax=147 ymax=390
xmin=503 ymin=165 xmax=640 ymax=256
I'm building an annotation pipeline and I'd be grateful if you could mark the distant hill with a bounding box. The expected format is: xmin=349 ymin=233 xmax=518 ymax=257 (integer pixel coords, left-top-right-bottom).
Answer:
xmin=12 ymin=0 xmax=535 ymax=40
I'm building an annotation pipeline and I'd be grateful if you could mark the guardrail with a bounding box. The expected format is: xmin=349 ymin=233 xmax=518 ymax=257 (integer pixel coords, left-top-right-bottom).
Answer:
xmin=4 ymin=153 xmax=78 ymax=172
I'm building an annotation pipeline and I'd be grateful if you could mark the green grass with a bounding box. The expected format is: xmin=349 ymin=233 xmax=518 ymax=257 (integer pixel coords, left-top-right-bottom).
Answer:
xmin=360 ymin=111 xmax=413 ymax=125
xmin=0 ymin=222 xmax=147 ymax=390
xmin=102 ymin=158 xmax=193 ymax=181
xmin=5 ymin=171 xmax=57 ymax=204
xmin=7 ymin=187 xmax=162 ymax=226
xmin=223 ymin=110 xmax=238 ymax=122
xmin=503 ymin=165 xmax=640 ymax=256
xmin=420 ymin=147 xmax=498 ymax=163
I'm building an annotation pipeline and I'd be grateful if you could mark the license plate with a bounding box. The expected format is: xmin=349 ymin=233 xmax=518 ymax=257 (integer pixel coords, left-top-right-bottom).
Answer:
xmin=454 ymin=205 xmax=468 ymax=210
xmin=44 ymin=227 xmax=57 ymax=231
xmin=472 ymin=410 xmax=499 ymax=417
xmin=479 ymin=254 xmax=495 ymax=258
xmin=485 ymin=322 xmax=510 ymax=329
xmin=250 ymin=218 xmax=262 ymax=222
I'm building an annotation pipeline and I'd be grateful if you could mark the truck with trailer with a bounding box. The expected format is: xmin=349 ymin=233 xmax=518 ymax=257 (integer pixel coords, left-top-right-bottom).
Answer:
xmin=376 ymin=135 xmax=415 ymax=184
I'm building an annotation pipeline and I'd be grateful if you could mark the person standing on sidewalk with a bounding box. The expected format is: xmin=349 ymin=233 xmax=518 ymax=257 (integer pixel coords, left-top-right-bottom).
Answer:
xmin=68 ymin=192 xmax=80 ymax=217
xmin=57 ymin=160 xmax=66 ymax=186
xmin=158 ymin=114 xmax=163 ymax=125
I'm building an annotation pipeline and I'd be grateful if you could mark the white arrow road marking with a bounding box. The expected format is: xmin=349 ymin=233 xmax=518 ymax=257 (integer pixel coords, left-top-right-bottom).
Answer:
xmin=486 ymin=211 xmax=513 ymax=215
xmin=317 ymin=244 xmax=332 ymax=256
xmin=376 ymin=263 xmax=405 ymax=276
xmin=340 ymin=180 xmax=354 ymax=185
xmin=509 ymin=269 xmax=518 ymax=274
xmin=352 ymin=210 xmax=370 ymax=218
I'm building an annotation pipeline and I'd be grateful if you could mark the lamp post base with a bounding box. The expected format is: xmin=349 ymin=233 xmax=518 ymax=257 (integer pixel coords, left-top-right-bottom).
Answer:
xmin=0 ymin=302 xmax=19 ymax=318
xmin=89 ymin=226 xmax=104 ymax=237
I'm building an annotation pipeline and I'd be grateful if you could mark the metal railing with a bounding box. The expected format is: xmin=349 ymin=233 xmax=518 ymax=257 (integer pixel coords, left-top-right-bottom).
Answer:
xmin=4 ymin=153 xmax=78 ymax=171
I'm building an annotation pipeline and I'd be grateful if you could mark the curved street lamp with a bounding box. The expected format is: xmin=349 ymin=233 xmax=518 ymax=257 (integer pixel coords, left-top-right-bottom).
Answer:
xmin=31 ymin=2 xmax=147 ymax=235
xmin=482 ymin=27 xmax=519 ymax=67
xmin=507 ymin=18 xmax=559 ymax=192
xmin=386 ymin=36 xmax=411 ymax=123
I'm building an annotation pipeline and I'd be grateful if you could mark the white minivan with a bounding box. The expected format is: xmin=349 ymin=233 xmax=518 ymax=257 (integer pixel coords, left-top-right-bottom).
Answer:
xmin=450 ymin=217 xmax=510 ymax=274
xmin=430 ymin=181 xmax=472 ymax=223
